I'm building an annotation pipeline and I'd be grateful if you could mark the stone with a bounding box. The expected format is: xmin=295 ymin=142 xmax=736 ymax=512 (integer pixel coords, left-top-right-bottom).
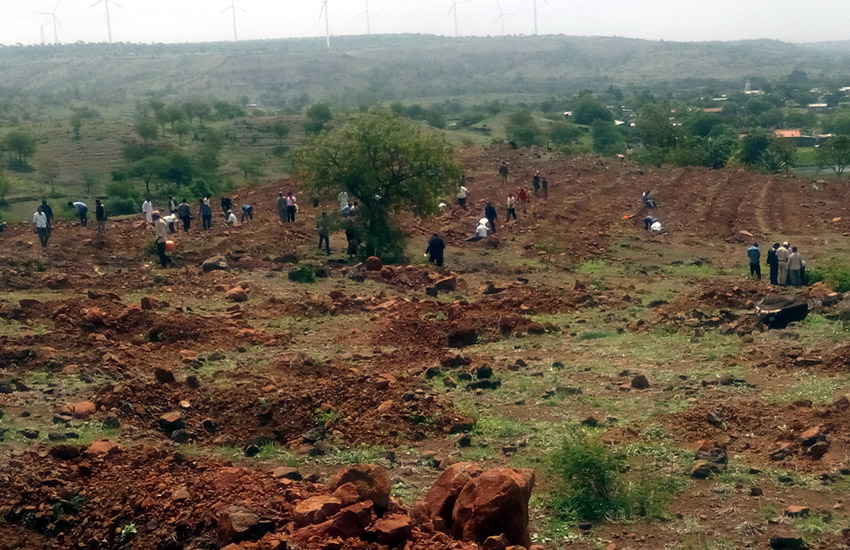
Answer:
xmin=364 ymin=257 xmax=383 ymax=272
xmin=102 ymin=416 xmax=120 ymax=429
xmin=154 ymin=367 xmax=176 ymax=384
xmin=483 ymin=534 xmax=508 ymax=550
xmin=434 ymin=277 xmax=458 ymax=292
xmin=475 ymin=365 xmax=493 ymax=379
xmin=690 ymin=461 xmax=720 ymax=479
xmin=769 ymin=538 xmax=806 ymax=550
xmin=757 ymin=296 xmax=809 ymax=329
xmin=85 ymin=439 xmax=120 ymax=456
xmin=226 ymin=287 xmax=249 ymax=302
xmin=272 ymin=466 xmax=302 ymax=481
xmin=451 ymin=468 xmax=535 ymax=547
xmin=368 ymin=514 xmax=413 ymax=547
xmin=291 ymin=501 xmax=374 ymax=543
xmin=49 ymin=444 xmax=82 ymax=460
xmin=217 ymin=505 xmax=266 ymax=546
xmin=413 ymin=462 xmax=483 ymax=530
xmin=59 ymin=401 xmax=97 ymax=419
xmin=158 ymin=411 xmax=185 ymax=433
xmin=330 ymin=464 xmax=391 ymax=513
xmin=333 ymin=482 xmax=360 ymax=506
xmin=203 ymin=256 xmax=229 ymax=273
xmin=750 ymin=487 xmax=764 ymax=496
xmin=171 ymin=430 xmax=191 ymax=444
xmin=140 ymin=296 xmax=167 ymax=310
xmin=293 ymin=495 xmax=343 ymax=526
xmin=784 ymin=505 xmax=810 ymax=518
xmin=84 ymin=307 xmax=106 ymax=325
xmin=630 ymin=374 xmax=650 ymax=389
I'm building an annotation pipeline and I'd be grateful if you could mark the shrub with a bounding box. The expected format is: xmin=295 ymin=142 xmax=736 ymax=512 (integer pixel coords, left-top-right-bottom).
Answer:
xmin=109 ymin=197 xmax=139 ymax=216
xmin=805 ymin=263 xmax=850 ymax=292
xmin=550 ymin=429 xmax=681 ymax=522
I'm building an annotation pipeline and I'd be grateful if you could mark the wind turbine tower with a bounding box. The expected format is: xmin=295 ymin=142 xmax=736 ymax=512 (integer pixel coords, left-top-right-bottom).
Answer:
xmin=447 ymin=0 xmax=470 ymax=38
xmin=90 ymin=0 xmax=120 ymax=44
xmin=495 ymin=1 xmax=512 ymax=37
xmin=36 ymin=21 xmax=47 ymax=45
xmin=358 ymin=0 xmax=379 ymax=35
xmin=38 ymin=1 xmax=62 ymax=44
xmin=320 ymin=0 xmax=331 ymax=48
xmin=220 ymin=1 xmax=245 ymax=42
xmin=533 ymin=0 xmax=548 ymax=36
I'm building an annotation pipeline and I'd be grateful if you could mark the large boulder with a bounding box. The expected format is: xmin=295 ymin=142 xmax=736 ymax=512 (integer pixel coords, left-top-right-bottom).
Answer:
xmin=331 ymin=464 xmax=391 ymax=513
xmin=217 ymin=505 xmax=269 ymax=546
xmin=290 ymin=501 xmax=375 ymax=543
xmin=364 ymin=256 xmax=383 ymax=272
xmin=451 ymin=468 xmax=535 ymax=547
xmin=293 ymin=495 xmax=343 ymax=526
xmin=202 ymin=256 xmax=229 ymax=273
xmin=757 ymin=296 xmax=808 ymax=329
xmin=413 ymin=462 xmax=483 ymax=531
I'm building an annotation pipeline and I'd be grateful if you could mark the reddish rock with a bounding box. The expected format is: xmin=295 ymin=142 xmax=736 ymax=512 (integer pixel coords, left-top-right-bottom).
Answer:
xmin=451 ymin=468 xmax=535 ymax=547
xmin=483 ymin=534 xmax=509 ymax=550
xmin=331 ymin=465 xmax=391 ymax=513
xmin=413 ymin=462 xmax=483 ymax=530
xmin=631 ymin=374 xmax=650 ymax=389
xmin=140 ymin=296 xmax=167 ymax=310
xmin=84 ymin=307 xmax=106 ymax=325
xmin=84 ymin=439 xmax=120 ymax=456
xmin=369 ymin=514 xmax=413 ymax=547
xmin=59 ymin=401 xmax=97 ymax=419
xmin=226 ymin=287 xmax=249 ymax=303
xmin=158 ymin=411 xmax=185 ymax=433
xmin=434 ymin=277 xmax=458 ymax=292
xmin=272 ymin=466 xmax=302 ymax=481
xmin=154 ymin=367 xmax=176 ymax=384
xmin=217 ymin=505 xmax=264 ymax=546
xmin=291 ymin=501 xmax=374 ymax=542
xmin=293 ymin=495 xmax=343 ymax=526
xmin=364 ymin=256 xmax=383 ymax=272
xmin=18 ymin=299 xmax=42 ymax=309
xmin=333 ymin=482 xmax=360 ymax=506
xmin=784 ymin=505 xmax=810 ymax=518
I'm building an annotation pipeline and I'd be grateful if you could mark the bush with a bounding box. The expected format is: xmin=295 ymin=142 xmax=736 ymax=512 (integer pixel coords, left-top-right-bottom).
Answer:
xmin=805 ymin=263 xmax=850 ymax=292
xmin=550 ymin=429 xmax=681 ymax=522
xmin=109 ymin=197 xmax=139 ymax=216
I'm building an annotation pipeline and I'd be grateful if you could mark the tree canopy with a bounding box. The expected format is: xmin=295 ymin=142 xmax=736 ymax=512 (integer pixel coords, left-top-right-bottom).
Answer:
xmin=296 ymin=113 xmax=462 ymax=260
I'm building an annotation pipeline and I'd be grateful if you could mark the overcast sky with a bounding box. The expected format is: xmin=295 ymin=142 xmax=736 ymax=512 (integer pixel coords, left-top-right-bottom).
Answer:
xmin=1 ymin=0 xmax=847 ymax=47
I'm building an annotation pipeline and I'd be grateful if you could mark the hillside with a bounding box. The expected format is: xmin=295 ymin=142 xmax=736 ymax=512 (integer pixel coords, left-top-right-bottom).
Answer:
xmin=3 ymin=35 xmax=850 ymax=107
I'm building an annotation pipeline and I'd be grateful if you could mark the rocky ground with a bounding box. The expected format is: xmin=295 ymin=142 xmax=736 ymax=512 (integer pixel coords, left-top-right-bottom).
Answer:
xmin=2 ymin=146 xmax=850 ymax=550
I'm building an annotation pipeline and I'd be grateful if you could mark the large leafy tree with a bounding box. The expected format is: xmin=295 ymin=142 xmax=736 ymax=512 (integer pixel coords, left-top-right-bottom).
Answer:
xmin=297 ymin=113 xmax=462 ymax=261
xmin=817 ymin=136 xmax=850 ymax=179
xmin=3 ymin=130 xmax=37 ymax=166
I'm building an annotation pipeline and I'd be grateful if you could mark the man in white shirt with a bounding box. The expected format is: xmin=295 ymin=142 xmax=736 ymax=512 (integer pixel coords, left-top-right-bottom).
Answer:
xmin=226 ymin=210 xmax=238 ymax=226
xmin=457 ymin=185 xmax=469 ymax=209
xmin=33 ymin=206 xmax=50 ymax=247
xmin=142 ymin=198 xmax=154 ymax=225
xmin=776 ymin=242 xmax=791 ymax=286
xmin=467 ymin=220 xmax=490 ymax=242
xmin=152 ymin=212 xmax=173 ymax=268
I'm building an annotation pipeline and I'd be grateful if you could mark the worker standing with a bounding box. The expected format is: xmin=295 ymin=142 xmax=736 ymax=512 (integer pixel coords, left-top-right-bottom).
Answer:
xmin=747 ymin=243 xmax=761 ymax=280
xmin=33 ymin=206 xmax=50 ymax=248
xmin=152 ymin=212 xmax=173 ymax=268
xmin=776 ymin=242 xmax=791 ymax=286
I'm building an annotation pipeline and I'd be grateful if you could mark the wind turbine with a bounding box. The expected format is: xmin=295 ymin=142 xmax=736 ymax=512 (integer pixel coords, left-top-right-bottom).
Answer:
xmin=494 ymin=1 xmax=513 ymax=37
xmin=319 ymin=0 xmax=331 ymax=49
xmin=219 ymin=1 xmax=246 ymax=42
xmin=36 ymin=21 xmax=48 ymax=45
xmin=357 ymin=0 xmax=379 ymax=35
xmin=90 ymin=0 xmax=121 ymax=44
xmin=37 ymin=1 xmax=61 ymax=44
xmin=447 ymin=0 xmax=470 ymax=38
xmin=532 ymin=0 xmax=548 ymax=36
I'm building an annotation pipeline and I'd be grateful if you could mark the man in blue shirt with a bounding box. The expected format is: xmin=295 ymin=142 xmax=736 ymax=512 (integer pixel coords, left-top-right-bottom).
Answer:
xmin=747 ymin=243 xmax=761 ymax=280
xmin=67 ymin=201 xmax=88 ymax=226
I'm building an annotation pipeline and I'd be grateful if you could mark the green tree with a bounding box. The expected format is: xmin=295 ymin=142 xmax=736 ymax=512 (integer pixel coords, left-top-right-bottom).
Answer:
xmin=154 ymin=106 xmax=170 ymax=136
xmin=571 ymin=95 xmax=613 ymax=125
xmin=739 ymin=132 xmax=771 ymax=166
xmin=80 ymin=168 xmax=101 ymax=195
xmin=548 ymin=121 xmax=583 ymax=146
xmin=35 ymin=155 xmax=60 ymax=194
xmin=591 ymin=120 xmax=624 ymax=156
xmin=270 ymin=119 xmax=290 ymax=145
xmin=296 ymin=113 xmax=462 ymax=261
xmin=0 ymin=171 xmax=10 ymax=201
xmin=304 ymin=103 xmax=333 ymax=135
xmin=505 ymin=111 xmax=541 ymax=147
xmin=684 ymin=112 xmax=722 ymax=138
xmin=824 ymin=110 xmax=850 ymax=136
xmin=763 ymin=138 xmax=797 ymax=175
xmin=817 ymin=135 xmax=850 ymax=179
xmin=173 ymin=120 xmax=190 ymax=145
xmin=3 ymin=129 xmax=37 ymax=167
xmin=165 ymin=105 xmax=186 ymax=130
xmin=70 ymin=114 xmax=83 ymax=140
xmin=638 ymin=103 xmax=678 ymax=148
xmin=131 ymin=155 xmax=168 ymax=196
xmin=236 ymin=156 xmax=265 ymax=180
xmin=134 ymin=118 xmax=159 ymax=149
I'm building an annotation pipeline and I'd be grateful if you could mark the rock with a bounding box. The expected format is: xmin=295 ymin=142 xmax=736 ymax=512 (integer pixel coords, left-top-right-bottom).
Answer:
xmin=203 ymin=256 xmax=229 ymax=273
xmin=225 ymin=287 xmax=249 ymax=302
xmin=413 ymin=462 xmax=483 ymax=530
xmin=272 ymin=466 xmax=302 ymax=481
xmin=451 ymin=468 xmax=535 ymax=547
xmin=630 ymin=374 xmax=650 ymax=389
xmin=102 ymin=415 xmax=120 ymax=429
xmin=483 ymin=534 xmax=509 ymax=550
xmin=769 ymin=538 xmax=806 ymax=550
xmin=186 ymin=375 xmax=201 ymax=389
xmin=443 ymin=376 xmax=457 ymax=388
xmin=465 ymin=379 xmax=501 ymax=391
xmin=784 ymin=505 xmax=810 ymax=518
xmin=434 ymin=277 xmax=458 ymax=292
xmin=140 ymin=296 xmax=167 ymax=310
xmin=217 ymin=505 xmax=266 ymax=546
xmin=368 ymin=514 xmax=413 ymax=547
xmin=334 ymin=482 xmax=361 ymax=506
xmin=18 ymin=429 xmax=39 ymax=439
xmin=154 ymin=367 xmax=176 ymax=384
xmin=769 ymin=442 xmax=793 ymax=461
xmin=294 ymin=495 xmax=343 ymax=526
xmin=425 ymin=287 xmax=438 ymax=297
xmin=580 ymin=416 xmax=599 ymax=427
xmin=475 ymin=365 xmax=493 ymax=379
xmin=49 ymin=444 xmax=82 ymax=460
xmin=750 ymin=487 xmax=764 ymax=496
xmin=59 ymin=401 xmax=97 ymax=419
xmin=330 ymin=464 xmax=391 ymax=513
xmin=690 ymin=461 xmax=720 ymax=479
xmin=364 ymin=257 xmax=383 ymax=272
xmin=757 ymin=296 xmax=809 ymax=329
xmin=158 ymin=411 xmax=185 ymax=433
xmin=171 ymin=430 xmax=191 ymax=444
xmin=291 ymin=501 xmax=374 ymax=543
xmin=84 ymin=307 xmax=106 ymax=325
xmin=706 ymin=410 xmax=724 ymax=427
xmin=85 ymin=439 xmax=120 ymax=456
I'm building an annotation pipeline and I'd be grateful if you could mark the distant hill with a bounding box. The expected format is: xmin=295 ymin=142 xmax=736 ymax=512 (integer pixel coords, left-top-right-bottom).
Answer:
xmin=3 ymin=34 xmax=850 ymax=106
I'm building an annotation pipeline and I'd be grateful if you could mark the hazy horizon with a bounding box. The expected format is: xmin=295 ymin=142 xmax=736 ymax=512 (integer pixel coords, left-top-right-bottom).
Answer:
xmin=2 ymin=0 xmax=849 ymax=48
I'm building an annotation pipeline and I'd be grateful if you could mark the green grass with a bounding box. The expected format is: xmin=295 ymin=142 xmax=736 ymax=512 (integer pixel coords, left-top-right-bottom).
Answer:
xmin=768 ymin=374 xmax=850 ymax=404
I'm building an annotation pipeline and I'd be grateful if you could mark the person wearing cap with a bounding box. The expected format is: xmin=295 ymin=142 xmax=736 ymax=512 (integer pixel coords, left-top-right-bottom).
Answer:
xmin=776 ymin=242 xmax=791 ymax=286
xmin=152 ymin=212 xmax=173 ymax=268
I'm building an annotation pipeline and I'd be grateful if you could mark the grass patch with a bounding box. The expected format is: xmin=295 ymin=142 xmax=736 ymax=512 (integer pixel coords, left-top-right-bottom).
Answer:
xmin=769 ymin=375 xmax=850 ymax=404
xmin=577 ymin=330 xmax=617 ymax=341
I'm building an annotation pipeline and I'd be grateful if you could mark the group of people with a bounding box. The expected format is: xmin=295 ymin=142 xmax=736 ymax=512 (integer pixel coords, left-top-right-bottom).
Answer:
xmin=31 ymin=199 xmax=106 ymax=248
xmin=748 ymin=242 xmax=807 ymax=286
xmin=142 ymin=195 xmax=255 ymax=234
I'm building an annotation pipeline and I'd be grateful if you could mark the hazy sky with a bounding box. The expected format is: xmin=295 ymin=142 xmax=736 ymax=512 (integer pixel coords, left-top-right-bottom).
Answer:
xmin=1 ymin=0 xmax=847 ymax=47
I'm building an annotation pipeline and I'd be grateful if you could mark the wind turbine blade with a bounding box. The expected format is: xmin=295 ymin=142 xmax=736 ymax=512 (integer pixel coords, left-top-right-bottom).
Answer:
xmin=319 ymin=3 xmax=326 ymax=18
xmin=89 ymin=0 xmax=104 ymax=8
xmin=112 ymin=1 xmax=123 ymax=8
xmin=54 ymin=0 xmax=61 ymax=12
xmin=447 ymin=4 xmax=454 ymax=16
xmin=219 ymin=6 xmax=231 ymax=15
